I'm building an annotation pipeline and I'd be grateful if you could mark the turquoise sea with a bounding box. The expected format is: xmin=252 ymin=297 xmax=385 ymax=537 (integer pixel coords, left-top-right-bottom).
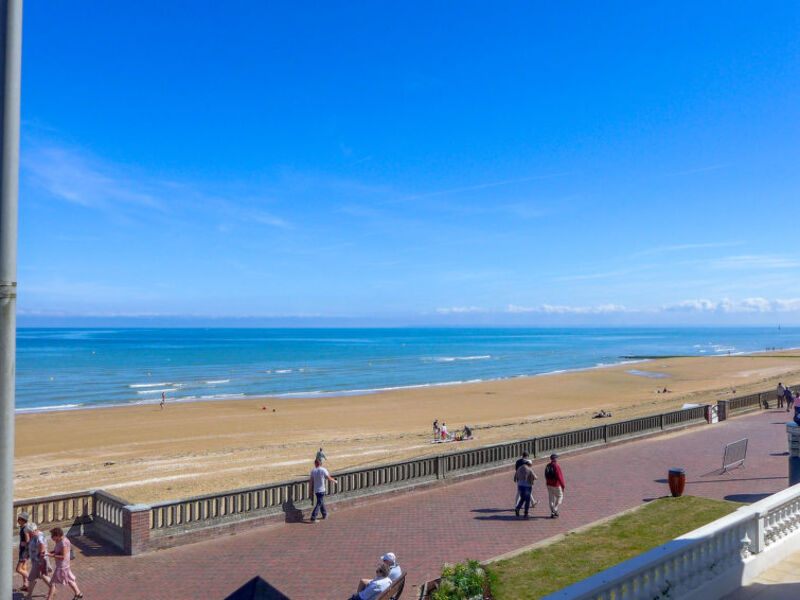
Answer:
xmin=16 ymin=327 xmax=800 ymax=413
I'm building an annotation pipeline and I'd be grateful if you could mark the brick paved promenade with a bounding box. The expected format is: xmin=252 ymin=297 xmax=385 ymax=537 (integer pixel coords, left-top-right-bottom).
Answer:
xmin=16 ymin=409 xmax=795 ymax=600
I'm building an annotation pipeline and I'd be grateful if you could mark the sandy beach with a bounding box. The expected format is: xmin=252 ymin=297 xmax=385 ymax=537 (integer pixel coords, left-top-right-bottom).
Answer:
xmin=14 ymin=353 xmax=800 ymax=503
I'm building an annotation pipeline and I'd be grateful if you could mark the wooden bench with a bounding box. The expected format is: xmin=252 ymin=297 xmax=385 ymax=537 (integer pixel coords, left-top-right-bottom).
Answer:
xmin=376 ymin=573 xmax=405 ymax=600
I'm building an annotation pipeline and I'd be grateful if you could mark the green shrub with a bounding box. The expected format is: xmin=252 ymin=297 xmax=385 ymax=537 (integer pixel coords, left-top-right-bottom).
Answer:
xmin=431 ymin=559 xmax=487 ymax=600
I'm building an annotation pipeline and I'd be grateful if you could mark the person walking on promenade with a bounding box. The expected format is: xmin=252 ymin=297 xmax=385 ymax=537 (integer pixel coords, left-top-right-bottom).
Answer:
xmin=784 ymin=386 xmax=794 ymax=412
xmin=514 ymin=451 xmax=530 ymax=506
xmin=514 ymin=459 xmax=538 ymax=518
xmin=777 ymin=383 xmax=785 ymax=409
xmin=25 ymin=524 xmax=52 ymax=600
xmin=316 ymin=447 xmax=327 ymax=464
xmin=794 ymin=394 xmax=800 ymax=427
xmin=309 ymin=458 xmax=337 ymax=522
xmin=16 ymin=512 xmax=35 ymax=592
xmin=45 ymin=527 xmax=83 ymax=599
xmin=545 ymin=454 xmax=566 ymax=518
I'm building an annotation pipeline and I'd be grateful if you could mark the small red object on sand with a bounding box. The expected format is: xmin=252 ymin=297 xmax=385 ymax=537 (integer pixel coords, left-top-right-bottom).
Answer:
xmin=262 ymin=406 xmax=267 ymax=410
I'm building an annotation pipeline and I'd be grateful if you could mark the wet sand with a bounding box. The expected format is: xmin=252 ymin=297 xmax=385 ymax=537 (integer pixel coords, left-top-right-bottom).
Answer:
xmin=14 ymin=353 xmax=800 ymax=503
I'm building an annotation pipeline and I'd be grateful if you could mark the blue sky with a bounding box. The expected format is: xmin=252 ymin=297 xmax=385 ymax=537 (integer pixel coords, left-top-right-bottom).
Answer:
xmin=18 ymin=1 xmax=800 ymax=326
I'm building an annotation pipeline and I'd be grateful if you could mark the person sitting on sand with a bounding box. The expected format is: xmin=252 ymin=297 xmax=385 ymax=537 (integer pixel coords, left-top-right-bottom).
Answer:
xmin=463 ymin=425 xmax=473 ymax=439
xmin=349 ymin=562 xmax=392 ymax=600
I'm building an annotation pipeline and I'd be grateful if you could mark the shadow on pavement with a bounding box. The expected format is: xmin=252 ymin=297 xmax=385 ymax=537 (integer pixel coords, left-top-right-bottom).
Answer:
xmin=686 ymin=476 xmax=785 ymax=484
xmin=282 ymin=499 xmax=304 ymax=523
xmin=474 ymin=515 xmax=549 ymax=521
xmin=770 ymin=452 xmax=789 ymax=456
xmin=471 ymin=508 xmax=512 ymax=514
xmin=225 ymin=575 xmax=292 ymax=599
xmin=727 ymin=581 xmax=800 ymax=599
xmin=71 ymin=533 xmax=125 ymax=558
xmin=724 ymin=493 xmax=773 ymax=503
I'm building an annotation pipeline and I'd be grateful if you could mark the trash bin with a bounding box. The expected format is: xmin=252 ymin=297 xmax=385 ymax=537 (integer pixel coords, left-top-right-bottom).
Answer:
xmin=668 ymin=468 xmax=686 ymax=497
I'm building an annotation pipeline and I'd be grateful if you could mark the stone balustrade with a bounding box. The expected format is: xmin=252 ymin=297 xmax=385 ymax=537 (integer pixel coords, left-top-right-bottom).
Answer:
xmin=11 ymin=382 xmax=787 ymax=554
xmin=544 ymin=483 xmax=800 ymax=600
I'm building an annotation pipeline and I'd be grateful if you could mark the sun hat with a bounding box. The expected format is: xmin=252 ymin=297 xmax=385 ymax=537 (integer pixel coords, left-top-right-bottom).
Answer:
xmin=17 ymin=511 xmax=29 ymax=522
xmin=381 ymin=552 xmax=396 ymax=564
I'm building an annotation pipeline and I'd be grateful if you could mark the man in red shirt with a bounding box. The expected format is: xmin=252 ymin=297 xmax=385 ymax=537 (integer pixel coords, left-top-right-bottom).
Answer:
xmin=545 ymin=453 xmax=566 ymax=518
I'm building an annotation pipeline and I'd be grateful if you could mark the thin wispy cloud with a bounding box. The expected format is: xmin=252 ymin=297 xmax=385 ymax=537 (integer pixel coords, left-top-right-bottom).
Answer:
xmin=633 ymin=241 xmax=742 ymax=257
xmin=506 ymin=303 xmax=631 ymax=314
xmin=23 ymin=140 xmax=293 ymax=230
xmin=666 ymin=164 xmax=730 ymax=177
xmin=554 ymin=265 xmax=655 ymax=282
xmin=708 ymin=255 xmax=800 ymax=270
xmin=24 ymin=145 xmax=164 ymax=212
xmin=402 ymin=173 xmax=571 ymax=202
xmin=436 ymin=306 xmax=487 ymax=314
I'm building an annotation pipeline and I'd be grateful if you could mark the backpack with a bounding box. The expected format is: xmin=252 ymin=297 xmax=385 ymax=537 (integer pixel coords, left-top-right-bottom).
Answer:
xmin=545 ymin=463 xmax=556 ymax=480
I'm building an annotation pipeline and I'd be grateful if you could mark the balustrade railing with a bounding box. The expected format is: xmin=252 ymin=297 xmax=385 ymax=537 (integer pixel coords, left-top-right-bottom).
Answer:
xmin=545 ymin=483 xmax=800 ymax=600
xmin=12 ymin=380 xmax=790 ymax=553
xmin=144 ymin=405 xmax=711 ymax=537
xmin=12 ymin=491 xmax=93 ymax=530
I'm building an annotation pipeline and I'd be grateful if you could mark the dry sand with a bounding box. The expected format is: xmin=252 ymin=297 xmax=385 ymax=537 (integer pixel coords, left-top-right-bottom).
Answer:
xmin=14 ymin=353 xmax=800 ymax=503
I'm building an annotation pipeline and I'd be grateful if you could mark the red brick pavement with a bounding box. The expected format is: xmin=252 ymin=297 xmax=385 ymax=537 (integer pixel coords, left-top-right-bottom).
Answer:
xmin=18 ymin=410 xmax=796 ymax=600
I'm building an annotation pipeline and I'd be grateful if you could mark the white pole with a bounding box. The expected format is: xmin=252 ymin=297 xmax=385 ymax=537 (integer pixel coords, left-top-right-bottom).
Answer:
xmin=0 ymin=0 xmax=21 ymax=595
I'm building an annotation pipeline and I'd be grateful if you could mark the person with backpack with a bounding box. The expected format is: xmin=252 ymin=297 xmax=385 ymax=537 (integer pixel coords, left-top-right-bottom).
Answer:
xmin=544 ymin=454 xmax=566 ymax=519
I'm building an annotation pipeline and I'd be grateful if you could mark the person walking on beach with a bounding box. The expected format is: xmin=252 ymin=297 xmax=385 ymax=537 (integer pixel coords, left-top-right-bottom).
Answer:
xmin=433 ymin=419 xmax=440 ymax=441
xmin=160 ymin=391 xmax=166 ymax=410
xmin=545 ymin=454 xmax=566 ymax=518
xmin=309 ymin=458 xmax=337 ymax=522
xmin=316 ymin=447 xmax=327 ymax=464
xmin=16 ymin=512 xmax=35 ymax=592
xmin=45 ymin=527 xmax=83 ymax=599
xmin=777 ymin=383 xmax=785 ymax=409
xmin=25 ymin=524 xmax=52 ymax=599
xmin=514 ymin=459 xmax=537 ymax=518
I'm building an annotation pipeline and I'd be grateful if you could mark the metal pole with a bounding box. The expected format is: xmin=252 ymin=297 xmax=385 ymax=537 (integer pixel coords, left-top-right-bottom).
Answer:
xmin=0 ymin=0 xmax=21 ymax=596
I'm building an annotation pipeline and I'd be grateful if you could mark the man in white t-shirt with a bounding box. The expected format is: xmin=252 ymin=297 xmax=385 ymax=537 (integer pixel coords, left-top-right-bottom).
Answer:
xmin=309 ymin=459 xmax=337 ymax=522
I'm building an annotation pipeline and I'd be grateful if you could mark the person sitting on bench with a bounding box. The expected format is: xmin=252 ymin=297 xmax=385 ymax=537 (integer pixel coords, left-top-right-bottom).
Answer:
xmin=350 ymin=562 xmax=392 ymax=600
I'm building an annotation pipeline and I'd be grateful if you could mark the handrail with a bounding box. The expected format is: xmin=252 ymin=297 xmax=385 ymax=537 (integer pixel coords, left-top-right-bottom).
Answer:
xmin=544 ymin=483 xmax=800 ymax=600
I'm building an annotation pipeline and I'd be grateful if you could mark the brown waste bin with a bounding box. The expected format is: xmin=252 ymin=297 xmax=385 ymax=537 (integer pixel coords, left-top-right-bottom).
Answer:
xmin=668 ymin=468 xmax=686 ymax=497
